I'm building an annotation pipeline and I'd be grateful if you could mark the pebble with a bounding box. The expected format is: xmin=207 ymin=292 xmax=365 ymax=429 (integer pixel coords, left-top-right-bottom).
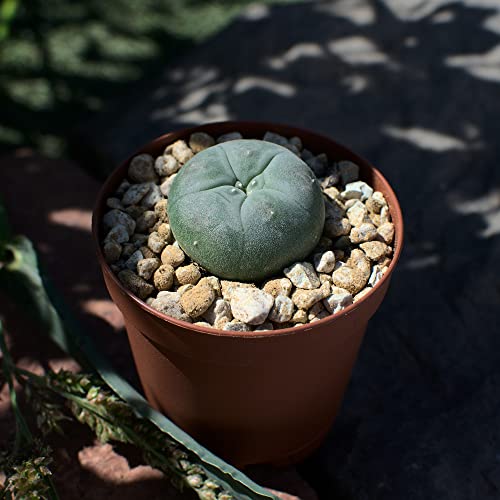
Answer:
xmin=165 ymin=140 xmax=193 ymax=164
xmin=323 ymin=287 xmax=353 ymax=313
xmin=198 ymin=276 xmax=221 ymax=297
xmin=122 ymin=183 xmax=150 ymax=206
xmin=161 ymin=245 xmax=185 ymax=267
xmin=342 ymin=181 xmax=374 ymax=201
xmin=337 ymin=160 xmax=360 ymax=184
xmin=262 ymin=278 xmax=292 ymax=298
xmin=141 ymin=183 xmax=163 ymax=209
xmin=116 ymin=179 xmax=130 ymax=196
xmin=128 ymin=154 xmax=158 ymax=183
xmin=154 ymin=199 xmax=169 ymax=222
xmin=291 ymin=309 xmax=308 ymax=323
xmin=147 ymin=231 xmax=166 ymax=254
xmin=135 ymin=210 xmax=157 ymax=233
xmin=289 ymin=136 xmax=302 ymax=150
xmin=333 ymin=235 xmax=352 ymax=250
xmin=223 ymin=319 xmax=251 ymax=332
xmin=160 ymin=173 xmax=177 ymax=197
xmin=268 ymin=295 xmax=294 ymax=323
xmin=157 ymin=223 xmax=172 ymax=242
xmin=230 ymin=287 xmax=274 ymax=325
xmin=350 ymin=222 xmax=378 ymax=244
xmin=118 ymin=270 xmax=154 ymax=300
xmin=214 ymin=316 xmax=230 ymax=329
xmin=301 ymin=148 xmax=313 ymax=161
xmin=319 ymin=273 xmax=332 ymax=284
xmin=103 ymin=209 xmax=136 ymax=236
xmin=106 ymin=197 xmax=123 ymax=209
xmin=150 ymin=292 xmax=192 ymax=322
xmin=380 ymin=205 xmax=391 ymax=225
xmin=221 ymin=280 xmax=255 ymax=300
xmin=377 ymin=222 xmax=395 ymax=245
xmin=175 ymin=264 xmax=201 ymax=285
xmin=284 ymin=262 xmax=321 ymax=289
xmin=254 ymin=322 xmax=274 ymax=331
xmin=320 ymin=172 xmax=340 ymax=189
xmin=368 ymin=265 xmax=386 ymax=287
xmin=307 ymin=301 xmax=327 ymax=321
xmin=177 ymin=284 xmax=194 ymax=296
xmin=313 ymin=251 xmax=336 ymax=273
xmin=332 ymin=265 xmax=368 ymax=295
xmin=347 ymin=200 xmax=369 ymax=227
xmin=181 ymin=283 xmax=216 ymax=318
xmin=131 ymin=233 xmax=148 ymax=247
xmin=153 ymin=264 xmax=174 ymax=291
xmin=315 ymin=236 xmax=333 ymax=252
xmin=365 ymin=191 xmax=387 ymax=214
xmin=104 ymin=224 xmax=130 ymax=245
xmin=263 ymin=131 xmax=289 ymax=147
xmin=202 ymin=298 xmax=232 ymax=325
xmin=306 ymin=153 xmax=328 ymax=177
xmin=125 ymin=249 xmax=144 ymax=271
xmin=353 ymin=288 xmax=371 ymax=302
xmin=139 ymin=246 xmax=156 ymax=259
xmin=324 ymin=217 xmax=351 ymax=238
xmin=137 ymin=257 xmax=161 ymax=280
xmin=360 ymin=241 xmax=391 ymax=261
xmin=324 ymin=199 xmax=345 ymax=219
xmin=347 ymin=249 xmax=372 ymax=281
xmin=189 ymin=132 xmax=215 ymax=153
xmin=217 ymin=132 xmax=243 ymax=143
xmin=291 ymin=282 xmax=330 ymax=310
xmin=155 ymin=154 xmax=180 ymax=177
xmin=125 ymin=205 xmax=146 ymax=220
xmin=323 ymin=186 xmax=340 ymax=201
xmin=103 ymin=241 xmax=121 ymax=263
xmin=121 ymin=243 xmax=135 ymax=258
xmin=194 ymin=321 xmax=212 ymax=328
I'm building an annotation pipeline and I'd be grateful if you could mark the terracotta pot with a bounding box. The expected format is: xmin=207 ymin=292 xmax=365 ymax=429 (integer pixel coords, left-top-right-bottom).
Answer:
xmin=92 ymin=122 xmax=404 ymax=467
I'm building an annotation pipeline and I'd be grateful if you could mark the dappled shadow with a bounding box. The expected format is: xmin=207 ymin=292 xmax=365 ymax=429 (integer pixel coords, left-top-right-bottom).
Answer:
xmin=79 ymin=1 xmax=500 ymax=498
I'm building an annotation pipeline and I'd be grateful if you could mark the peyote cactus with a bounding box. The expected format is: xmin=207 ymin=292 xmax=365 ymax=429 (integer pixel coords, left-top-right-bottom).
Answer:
xmin=168 ymin=139 xmax=325 ymax=281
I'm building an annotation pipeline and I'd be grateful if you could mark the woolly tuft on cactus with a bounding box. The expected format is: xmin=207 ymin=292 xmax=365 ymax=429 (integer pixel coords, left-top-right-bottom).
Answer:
xmin=168 ymin=139 xmax=325 ymax=281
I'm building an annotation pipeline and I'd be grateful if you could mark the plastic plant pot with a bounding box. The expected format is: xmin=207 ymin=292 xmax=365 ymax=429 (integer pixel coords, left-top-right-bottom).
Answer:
xmin=92 ymin=121 xmax=404 ymax=468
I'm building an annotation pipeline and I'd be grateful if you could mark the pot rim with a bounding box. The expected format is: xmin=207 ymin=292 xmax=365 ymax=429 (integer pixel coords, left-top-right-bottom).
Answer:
xmin=92 ymin=120 xmax=404 ymax=339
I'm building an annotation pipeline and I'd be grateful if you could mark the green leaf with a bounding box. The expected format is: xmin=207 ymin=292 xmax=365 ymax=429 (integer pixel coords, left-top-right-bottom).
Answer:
xmin=0 ymin=236 xmax=277 ymax=500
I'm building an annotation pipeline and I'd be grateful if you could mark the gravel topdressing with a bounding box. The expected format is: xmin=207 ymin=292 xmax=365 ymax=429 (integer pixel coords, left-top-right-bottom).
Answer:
xmin=101 ymin=130 xmax=395 ymax=332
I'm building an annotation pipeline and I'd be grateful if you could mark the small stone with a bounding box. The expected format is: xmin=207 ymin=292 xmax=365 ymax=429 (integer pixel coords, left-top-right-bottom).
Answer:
xmin=350 ymin=222 xmax=378 ymax=244
xmin=262 ymin=278 xmax=293 ymax=298
xmin=324 ymin=186 xmax=340 ymax=201
xmin=141 ymin=183 xmax=163 ymax=209
xmin=319 ymin=273 xmax=332 ymax=284
xmin=104 ymin=224 xmax=129 ymax=245
xmin=354 ymin=288 xmax=371 ymax=302
xmin=263 ymin=131 xmax=289 ymax=147
xmin=347 ymin=200 xmax=369 ymax=227
xmin=189 ymin=132 xmax=215 ymax=153
xmin=125 ymin=204 xmax=146 ymax=220
xmin=333 ymin=249 xmax=345 ymax=261
xmin=116 ymin=179 xmax=130 ymax=196
xmin=198 ymin=276 xmax=221 ymax=297
xmin=122 ymin=183 xmax=150 ymax=206
xmin=217 ymin=132 xmax=243 ymax=143
xmin=202 ymin=298 xmax=232 ymax=324
xmin=342 ymin=181 xmax=374 ymax=201
xmin=284 ymin=262 xmax=321 ymax=289
xmin=291 ymin=309 xmax=308 ymax=323
xmin=136 ymin=210 xmax=157 ymax=233
xmin=337 ymin=160 xmax=359 ymax=184
xmin=160 ymin=173 xmax=177 ymax=197
xmin=157 ymin=223 xmax=172 ymax=242
xmin=214 ymin=316 xmax=230 ymax=329
xmin=380 ymin=205 xmax=391 ymax=224
xmin=145 ymin=297 xmax=155 ymax=306
xmin=347 ymin=248 xmax=372 ymax=281
xmin=368 ymin=265 xmax=385 ymax=287
xmin=103 ymin=241 xmax=121 ymax=263
xmin=181 ymin=283 xmax=216 ymax=318
xmin=137 ymin=257 xmax=161 ymax=280
xmin=165 ymin=140 xmax=193 ymax=164
xmin=118 ymin=270 xmax=155 ymax=300
xmin=154 ymin=199 xmax=169 ymax=222
xmin=124 ymin=250 xmax=143 ymax=271
xmin=223 ymin=319 xmax=251 ymax=331
xmin=121 ymin=243 xmax=136 ymax=259
xmin=106 ymin=197 xmax=122 ymax=209
xmin=301 ymin=148 xmax=313 ymax=161
xmin=289 ymin=136 xmax=302 ymax=150
xmin=332 ymin=265 xmax=368 ymax=295
xmin=344 ymin=199 xmax=358 ymax=210
xmin=268 ymin=295 xmax=294 ymax=323
xmin=377 ymin=222 xmax=395 ymax=244
xmin=103 ymin=209 xmax=136 ymax=236
xmin=306 ymin=153 xmax=328 ymax=177
xmin=177 ymin=284 xmax=194 ymax=296
xmin=333 ymin=235 xmax=352 ymax=250
xmin=323 ymin=217 xmax=351 ymax=238
xmin=161 ymin=245 xmax=185 ymax=267
xmin=314 ymin=236 xmax=333 ymax=252
xmin=139 ymin=246 xmax=156 ymax=259
xmin=194 ymin=321 xmax=212 ymax=328
xmin=131 ymin=233 xmax=148 ymax=247
xmin=153 ymin=264 xmax=174 ymax=291
xmin=150 ymin=291 xmax=192 ymax=322
xmin=291 ymin=282 xmax=330 ymax=310
xmin=175 ymin=264 xmax=201 ymax=285
xmin=360 ymin=241 xmax=391 ymax=261
xmin=308 ymin=302 xmax=328 ymax=321
xmin=147 ymin=231 xmax=166 ymax=254
xmin=230 ymin=288 xmax=274 ymax=325
xmin=254 ymin=321 xmax=274 ymax=331
xmin=365 ymin=191 xmax=387 ymax=214
xmin=221 ymin=280 xmax=255 ymax=300
xmin=323 ymin=286 xmax=353 ymax=313
xmin=313 ymin=251 xmax=336 ymax=273
xmin=324 ymin=199 xmax=345 ymax=220
xmin=155 ymin=154 xmax=180 ymax=177
xmin=128 ymin=154 xmax=158 ymax=183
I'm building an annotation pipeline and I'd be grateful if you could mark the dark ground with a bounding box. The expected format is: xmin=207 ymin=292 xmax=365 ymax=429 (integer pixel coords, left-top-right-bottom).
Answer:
xmin=2 ymin=0 xmax=500 ymax=499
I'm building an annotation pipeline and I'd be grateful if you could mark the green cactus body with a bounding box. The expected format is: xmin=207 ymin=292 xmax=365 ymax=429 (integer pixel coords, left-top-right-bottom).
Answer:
xmin=168 ymin=139 xmax=325 ymax=281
